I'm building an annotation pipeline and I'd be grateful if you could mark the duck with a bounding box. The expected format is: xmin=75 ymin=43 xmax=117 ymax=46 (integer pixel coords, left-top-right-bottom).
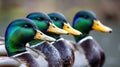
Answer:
xmin=26 ymin=12 xmax=69 ymax=67
xmin=72 ymin=10 xmax=112 ymax=67
xmin=0 ymin=18 xmax=56 ymax=67
xmin=48 ymin=12 xmax=82 ymax=67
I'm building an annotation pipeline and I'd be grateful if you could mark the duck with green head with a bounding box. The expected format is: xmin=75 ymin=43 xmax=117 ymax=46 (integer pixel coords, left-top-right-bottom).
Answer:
xmin=72 ymin=10 xmax=112 ymax=67
xmin=26 ymin=12 xmax=69 ymax=67
xmin=2 ymin=18 xmax=56 ymax=67
xmin=48 ymin=12 xmax=82 ymax=67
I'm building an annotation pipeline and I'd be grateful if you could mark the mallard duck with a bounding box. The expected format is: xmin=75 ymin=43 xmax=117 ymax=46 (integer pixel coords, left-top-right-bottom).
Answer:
xmin=48 ymin=12 xmax=82 ymax=67
xmin=26 ymin=12 xmax=69 ymax=67
xmin=0 ymin=18 xmax=56 ymax=67
xmin=72 ymin=10 xmax=112 ymax=67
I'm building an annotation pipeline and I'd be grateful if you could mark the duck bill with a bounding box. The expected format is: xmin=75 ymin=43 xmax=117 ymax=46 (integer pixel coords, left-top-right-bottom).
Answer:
xmin=34 ymin=29 xmax=56 ymax=41
xmin=63 ymin=23 xmax=82 ymax=36
xmin=47 ymin=23 xmax=68 ymax=35
xmin=92 ymin=20 xmax=112 ymax=33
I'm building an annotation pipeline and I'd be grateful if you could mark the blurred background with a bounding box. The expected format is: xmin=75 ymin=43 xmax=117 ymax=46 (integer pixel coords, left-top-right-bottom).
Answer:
xmin=0 ymin=0 xmax=120 ymax=67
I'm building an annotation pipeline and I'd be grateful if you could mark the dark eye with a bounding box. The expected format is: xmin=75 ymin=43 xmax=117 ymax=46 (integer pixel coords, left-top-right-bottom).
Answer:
xmin=83 ymin=15 xmax=89 ymax=19
xmin=23 ymin=24 xmax=31 ymax=28
xmin=80 ymin=15 xmax=89 ymax=19
xmin=23 ymin=24 xmax=29 ymax=28
xmin=37 ymin=17 xmax=44 ymax=21
xmin=51 ymin=17 xmax=59 ymax=21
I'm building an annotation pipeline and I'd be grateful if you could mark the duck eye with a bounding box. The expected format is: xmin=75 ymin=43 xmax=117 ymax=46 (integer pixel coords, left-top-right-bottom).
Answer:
xmin=37 ymin=17 xmax=44 ymax=21
xmin=52 ymin=17 xmax=58 ymax=21
xmin=23 ymin=24 xmax=29 ymax=28
xmin=84 ymin=15 xmax=89 ymax=19
xmin=80 ymin=15 xmax=89 ymax=19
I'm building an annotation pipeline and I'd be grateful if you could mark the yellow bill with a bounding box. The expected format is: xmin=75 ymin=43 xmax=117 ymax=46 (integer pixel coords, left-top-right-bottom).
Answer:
xmin=92 ymin=20 xmax=112 ymax=33
xmin=47 ymin=23 xmax=68 ymax=34
xmin=34 ymin=29 xmax=56 ymax=41
xmin=63 ymin=23 xmax=82 ymax=36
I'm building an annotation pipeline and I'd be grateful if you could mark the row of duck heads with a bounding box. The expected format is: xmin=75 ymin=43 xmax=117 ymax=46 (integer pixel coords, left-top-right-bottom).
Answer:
xmin=0 ymin=10 xmax=112 ymax=67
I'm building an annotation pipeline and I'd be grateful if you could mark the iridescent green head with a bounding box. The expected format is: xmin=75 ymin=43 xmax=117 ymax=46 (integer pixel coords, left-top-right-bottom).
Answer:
xmin=72 ymin=10 xmax=112 ymax=42
xmin=5 ymin=18 xmax=38 ymax=56
xmin=48 ymin=12 xmax=82 ymax=37
xmin=26 ymin=12 xmax=51 ymax=33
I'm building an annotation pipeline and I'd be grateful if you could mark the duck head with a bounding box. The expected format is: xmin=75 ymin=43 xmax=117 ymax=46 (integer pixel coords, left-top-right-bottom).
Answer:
xmin=5 ymin=18 xmax=56 ymax=56
xmin=72 ymin=10 xmax=112 ymax=42
xmin=48 ymin=12 xmax=82 ymax=38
